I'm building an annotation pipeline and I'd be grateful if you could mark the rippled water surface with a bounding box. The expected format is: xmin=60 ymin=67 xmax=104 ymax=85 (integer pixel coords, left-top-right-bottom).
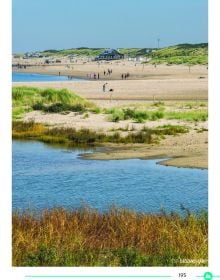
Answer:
xmin=13 ymin=141 xmax=208 ymax=213
xmin=12 ymin=72 xmax=81 ymax=82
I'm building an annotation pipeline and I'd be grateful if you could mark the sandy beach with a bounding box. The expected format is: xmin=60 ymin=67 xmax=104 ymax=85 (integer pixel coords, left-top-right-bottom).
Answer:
xmin=13 ymin=59 xmax=208 ymax=79
xmin=13 ymin=61 xmax=208 ymax=105
xmin=82 ymin=130 xmax=208 ymax=169
xmin=13 ymin=61 xmax=208 ymax=169
xmin=22 ymin=110 xmax=208 ymax=169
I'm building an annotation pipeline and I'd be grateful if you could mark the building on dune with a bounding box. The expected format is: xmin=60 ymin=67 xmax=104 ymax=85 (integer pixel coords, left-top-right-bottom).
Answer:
xmin=95 ymin=49 xmax=124 ymax=61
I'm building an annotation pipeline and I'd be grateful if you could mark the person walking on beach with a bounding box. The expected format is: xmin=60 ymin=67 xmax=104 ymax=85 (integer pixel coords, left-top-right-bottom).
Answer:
xmin=121 ymin=74 xmax=124 ymax=79
xmin=94 ymin=73 xmax=96 ymax=79
xmin=103 ymin=83 xmax=108 ymax=92
xmin=98 ymin=73 xmax=100 ymax=79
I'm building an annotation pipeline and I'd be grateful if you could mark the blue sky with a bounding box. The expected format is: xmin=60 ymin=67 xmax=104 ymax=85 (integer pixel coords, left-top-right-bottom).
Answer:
xmin=13 ymin=0 xmax=208 ymax=53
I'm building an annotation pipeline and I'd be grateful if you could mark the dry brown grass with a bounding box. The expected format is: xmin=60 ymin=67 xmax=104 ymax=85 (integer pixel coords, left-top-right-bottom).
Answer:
xmin=13 ymin=208 xmax=208 ymax=266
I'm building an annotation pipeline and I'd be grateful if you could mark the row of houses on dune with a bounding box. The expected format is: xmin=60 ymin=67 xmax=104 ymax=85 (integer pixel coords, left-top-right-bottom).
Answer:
xmin=95 ymin=48 xmax=148 ymax=62
xmin=18 ymin=48 xmax=149 ymax=62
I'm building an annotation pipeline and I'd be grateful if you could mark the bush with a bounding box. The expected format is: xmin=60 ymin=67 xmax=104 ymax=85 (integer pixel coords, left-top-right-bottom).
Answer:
xmin=133 ymin=111 xmax=149 ymax=121
xmin=91 ymin=107 xmax=102 ymax=114
xmin=150 ymin=111 xmax=164 ymax=120
xmin=123 ymin=108 xmax=136 ymax=119
xmin=110 ymin=109 xmax=125 ymax=122
xmin=43 ymin=103 xmax=85 ymax=113
xmin=32 ymin=102 xmax=45 ymax=111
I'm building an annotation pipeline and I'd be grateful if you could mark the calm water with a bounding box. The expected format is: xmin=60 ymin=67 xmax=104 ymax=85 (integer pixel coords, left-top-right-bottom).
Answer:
xmin=13 ymin=141 xmax=208 ymax=213
xmin=12 ymin=72 xmax=81 ymax=82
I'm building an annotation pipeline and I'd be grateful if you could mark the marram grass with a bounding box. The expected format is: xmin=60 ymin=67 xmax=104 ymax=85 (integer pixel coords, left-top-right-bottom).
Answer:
xmin=12 ymin=86 xmax=96 ymax=119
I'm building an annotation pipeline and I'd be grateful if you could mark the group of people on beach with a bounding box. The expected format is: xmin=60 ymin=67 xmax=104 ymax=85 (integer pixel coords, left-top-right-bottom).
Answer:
xmin=13 ymin=64 xmax=27 ymax=69
xmin=103 ymin=69 xmax=113 ymax=76
xmin=86 ymin=69 xmax=113 ymax=80
xmin=121 ymin=72 xmax=130 ymax=79
xmin=87 ymin=73 xmax=100 ymax=79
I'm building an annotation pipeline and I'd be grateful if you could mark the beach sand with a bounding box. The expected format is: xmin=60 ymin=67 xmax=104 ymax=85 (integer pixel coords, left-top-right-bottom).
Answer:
xmin=82 ymin=130 xmax=208 ymax=169
xmin=22 ymin=110 xmax=208 ymax=169
xmin=13 ymin=59 xmax=208 ymax=81
xmin=13 ymin=61 xmax=208 ymax=169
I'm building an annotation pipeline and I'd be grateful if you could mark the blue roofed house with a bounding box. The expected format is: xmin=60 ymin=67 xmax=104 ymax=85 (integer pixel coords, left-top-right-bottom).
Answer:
xmin=95 ymin=49 xmax=124 ymax=61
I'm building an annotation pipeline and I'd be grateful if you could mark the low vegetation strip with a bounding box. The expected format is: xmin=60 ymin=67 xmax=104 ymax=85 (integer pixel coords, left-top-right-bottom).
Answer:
xmin=12 ymin=121 xmax=189 ymax=145
xmin=106 ymin=107 xmax=208 ymax=123
xmin=12 ymin=207 xmax=208 ymax=266
xmin=13 ymin=87 xmax=208 ymax=124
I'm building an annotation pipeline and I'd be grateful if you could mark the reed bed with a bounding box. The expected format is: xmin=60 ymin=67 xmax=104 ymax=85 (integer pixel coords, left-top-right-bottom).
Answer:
xmin=12 ymin=208 xmax=208 ymax=266
xmin=12 ymin=121 xmax=188 ymax=145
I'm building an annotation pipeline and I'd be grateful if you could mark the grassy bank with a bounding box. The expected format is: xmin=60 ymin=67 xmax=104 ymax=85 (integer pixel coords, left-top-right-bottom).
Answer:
xmin=13 ymin=208 xmax=208 ymax=266
xmin=12 ymin=86 xmax=95 ymax=120
xmin=13 ymin=87 xmax=208 ymax=123
xmin=12 ymin=121 xmax=189 ymax=145
xmin=39 ymin=47 xmax=105 ymax=57
xmin=149 ymin=43 xmax=208 ymax=65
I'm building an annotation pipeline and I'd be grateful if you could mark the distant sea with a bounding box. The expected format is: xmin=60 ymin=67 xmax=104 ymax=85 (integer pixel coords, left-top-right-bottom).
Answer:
xmin=12 ymin=72 xmax=81 ymax=82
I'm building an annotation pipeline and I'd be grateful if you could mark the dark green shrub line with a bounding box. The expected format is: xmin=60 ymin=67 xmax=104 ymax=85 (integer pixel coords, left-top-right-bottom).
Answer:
xmin=32 ymin=102 xmax=86 ymax=113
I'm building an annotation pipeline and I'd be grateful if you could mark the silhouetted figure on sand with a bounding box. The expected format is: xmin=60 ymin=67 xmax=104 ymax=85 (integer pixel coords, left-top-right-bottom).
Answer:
xmin=103 ymin=83 xmax=108 ymax=92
